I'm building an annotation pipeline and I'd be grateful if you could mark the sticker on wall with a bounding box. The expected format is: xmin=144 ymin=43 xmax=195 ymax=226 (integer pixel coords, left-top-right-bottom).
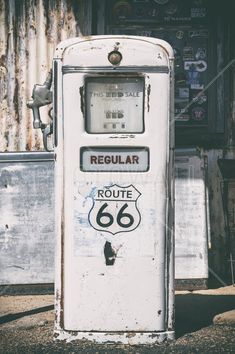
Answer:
xmin=88 ymin=184 xmax=141 ymax=235
xmin=147 ymin=8 xmax=159 ymax=18
xmin=179 ymin=87 xmax=189 ymax=98
xmin=191 ymin=83 xmax=204 ymax=90
xmin=175 ymin=72 xmax=187 ymax=85
xmin=192 ymin=91 xmax=207 ymax=104
xmin=175 ymin=87 xmax=189 ymax=103
xmin=184 ymin=60 xmax=207 ymax=72
xmin=195 ymin=48 xmax=207 ymax=60
xmin=175 ymin=86 xmax=190 ymax=121
xmin=183 ymin=47 xmax=194 ymax=61
xmin=189 ymin=30 xmax=209 ymax=38
xmin=176 ymin=30 xmax=184 ymax=39
xmin=175 ymin=110 xmax=190 ymax=122
xmin=191 ymin=7 xmax=206 ymax=18
xmin=191 ymin=106 xmax=206 ymax=121
xmin=186 ymin=65 xmax=203 ymax=89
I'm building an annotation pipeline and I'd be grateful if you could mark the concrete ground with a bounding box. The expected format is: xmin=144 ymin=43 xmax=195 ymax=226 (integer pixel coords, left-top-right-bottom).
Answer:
xmin=0 ymin=286 xmax=235 ymax=353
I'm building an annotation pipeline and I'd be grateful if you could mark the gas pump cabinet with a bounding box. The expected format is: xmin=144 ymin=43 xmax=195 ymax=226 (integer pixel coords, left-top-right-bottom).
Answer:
xmin=52 ymin=35 xmax=174 ymax=345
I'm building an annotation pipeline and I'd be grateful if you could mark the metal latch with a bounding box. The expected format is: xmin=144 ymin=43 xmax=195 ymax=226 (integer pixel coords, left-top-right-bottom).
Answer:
xmin=27 ymin=71 xmax=53 ymax=151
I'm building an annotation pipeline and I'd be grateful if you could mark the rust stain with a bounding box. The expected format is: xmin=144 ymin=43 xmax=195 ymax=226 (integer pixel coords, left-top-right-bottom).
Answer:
xmin=147 ymin=84 xmax=151 ymax=112
xmin=150 ymin=333 xmax=161 ymax=339
xmin=59 ymin=196 xmax=65 ymax=329
xmin=0 ymin=0 xmax=87 ymax=152
xmin=79 ymin=86 xmax=84 ymax=114
xmin=114 ymin=41 xmax=120 ymax=51
xmin=126 ymin=332 xmax=136 ymax=338
xmin=13 ymin=78 xmax=19 ymax=124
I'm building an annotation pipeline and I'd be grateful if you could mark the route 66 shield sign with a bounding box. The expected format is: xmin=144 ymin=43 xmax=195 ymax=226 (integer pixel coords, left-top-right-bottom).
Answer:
xmin=88 ymin=184 xmax=141 ymax=235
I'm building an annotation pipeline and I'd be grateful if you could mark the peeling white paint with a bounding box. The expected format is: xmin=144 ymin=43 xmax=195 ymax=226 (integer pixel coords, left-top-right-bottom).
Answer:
xmin=54 ymin=330 xmax=175 ymax=345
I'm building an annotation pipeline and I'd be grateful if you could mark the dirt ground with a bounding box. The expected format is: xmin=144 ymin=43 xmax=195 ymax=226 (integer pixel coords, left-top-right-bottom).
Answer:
xmin=0 ymin=286 xmax=235 ymax=353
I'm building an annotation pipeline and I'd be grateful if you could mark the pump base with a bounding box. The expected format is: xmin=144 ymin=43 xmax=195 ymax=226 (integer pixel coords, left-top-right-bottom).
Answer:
xmin=54 ymin=329 xmax=175 ymax=345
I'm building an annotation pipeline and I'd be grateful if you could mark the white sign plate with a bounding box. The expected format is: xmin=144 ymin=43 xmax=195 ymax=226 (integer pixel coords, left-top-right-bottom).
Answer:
xmin=88 ymin=184 xmax=141 ymax=235
xmin=81 ymin=147 xmax=149 ymax=172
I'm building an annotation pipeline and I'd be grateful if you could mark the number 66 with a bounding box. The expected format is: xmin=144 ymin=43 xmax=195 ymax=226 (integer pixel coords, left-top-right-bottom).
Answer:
xmin=96 ymin=203 xmax=134 ymax=228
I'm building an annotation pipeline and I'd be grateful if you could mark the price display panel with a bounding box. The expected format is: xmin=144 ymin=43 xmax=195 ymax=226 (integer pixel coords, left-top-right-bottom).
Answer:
xmin=85 ymin=77 xmax=145 ymax=133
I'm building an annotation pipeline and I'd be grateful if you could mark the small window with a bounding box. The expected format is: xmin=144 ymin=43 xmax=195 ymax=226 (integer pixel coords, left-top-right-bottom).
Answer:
xmin=85 ymin=77 xmax=145 ymax=134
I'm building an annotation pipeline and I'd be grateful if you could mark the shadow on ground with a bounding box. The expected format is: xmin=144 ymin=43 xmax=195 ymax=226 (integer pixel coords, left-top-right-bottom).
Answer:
xmin=175 ymin=294 xmax=235 ymax=337
xmin=1 ymin=294 xmax=234 ymax=339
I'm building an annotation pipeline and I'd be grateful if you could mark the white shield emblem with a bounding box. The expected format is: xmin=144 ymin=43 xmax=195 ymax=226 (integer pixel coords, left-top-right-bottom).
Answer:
xmin=88 ymin=184 xmax=141 ymax=235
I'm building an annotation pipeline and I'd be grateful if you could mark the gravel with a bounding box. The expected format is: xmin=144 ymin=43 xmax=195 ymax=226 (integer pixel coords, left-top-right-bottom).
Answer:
xmin=1 ymin=323 xmax=235 ymax=353
xmin=0 ymin=286 xmax=235 ymax=353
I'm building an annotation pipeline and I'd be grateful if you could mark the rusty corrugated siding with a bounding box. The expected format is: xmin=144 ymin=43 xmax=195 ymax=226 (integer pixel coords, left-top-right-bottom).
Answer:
xmin=0 ymin=0 xmax=91 ymax=152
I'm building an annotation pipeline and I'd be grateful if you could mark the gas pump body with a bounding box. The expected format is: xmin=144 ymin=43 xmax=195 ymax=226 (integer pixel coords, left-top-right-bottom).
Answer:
xmin=54 ymin=36 xmax=174 ymax=344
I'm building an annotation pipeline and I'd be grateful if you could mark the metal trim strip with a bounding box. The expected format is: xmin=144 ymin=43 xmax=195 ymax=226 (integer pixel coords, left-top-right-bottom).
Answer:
xmin=54 ymin=60 xmax=58 ymax=147
xmin=62 ymin=66 xmax=169 ymax=74
xmin=175 ymin=148 xmax=201 ymax=157
xmin=0 ymin=152 xmax=55 ymax=163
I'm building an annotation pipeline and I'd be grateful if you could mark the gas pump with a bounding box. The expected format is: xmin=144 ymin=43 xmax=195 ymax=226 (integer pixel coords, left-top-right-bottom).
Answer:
xmin=30 ymin=35 xmax=175 ymax=344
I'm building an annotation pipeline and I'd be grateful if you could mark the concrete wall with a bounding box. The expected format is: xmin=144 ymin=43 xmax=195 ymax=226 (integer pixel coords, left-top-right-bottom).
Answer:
xmin=0 ymin=153 xmax=54 ymax=286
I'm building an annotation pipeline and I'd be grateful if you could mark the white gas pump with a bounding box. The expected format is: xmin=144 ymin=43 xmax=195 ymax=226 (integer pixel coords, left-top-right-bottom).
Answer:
xmin=53 ymin=35 xmax=174 ymax=345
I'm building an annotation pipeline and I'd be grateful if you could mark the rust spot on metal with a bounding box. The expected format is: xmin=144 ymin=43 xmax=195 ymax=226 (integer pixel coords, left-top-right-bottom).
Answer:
xmin=147 ymin=84 xmax=151 ymax=112
xmin=55 ymin=288 xmax=62 ymax=326
xmin=114 ymin=42 xmax=120 ymax=51
xmin=4 ymin=131 xmax=9 ymax=149
xmin=79 ymin=86 xmax=84 ymax=114
xmin=59 ymin=188 xmax=65 ymax=330
xmin=0 ymin=55 xmax=6 ymax=69
xmin=126 ymin=332 xmax=136 ymax=338
xmin=104 ymin=241 xmax=116 ymax=265
xmin=150 ymin=333 xmax=160 ymax=339
xmin=25 ymin=143 xmax=30 ymax=151
xmin=13 ymin=78 xmax=20 ymax=124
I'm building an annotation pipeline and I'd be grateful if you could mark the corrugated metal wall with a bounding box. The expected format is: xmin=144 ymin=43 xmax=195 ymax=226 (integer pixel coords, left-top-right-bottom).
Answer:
xmin=0 ymin=0 xmax=91 ymax=152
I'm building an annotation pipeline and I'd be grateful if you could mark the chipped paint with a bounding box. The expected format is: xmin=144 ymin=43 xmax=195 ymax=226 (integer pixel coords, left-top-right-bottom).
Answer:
xmin=147 ymin=84 xmax=151 ymax=112
xmin=54 ymin=329 xmax=175 ymax=345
